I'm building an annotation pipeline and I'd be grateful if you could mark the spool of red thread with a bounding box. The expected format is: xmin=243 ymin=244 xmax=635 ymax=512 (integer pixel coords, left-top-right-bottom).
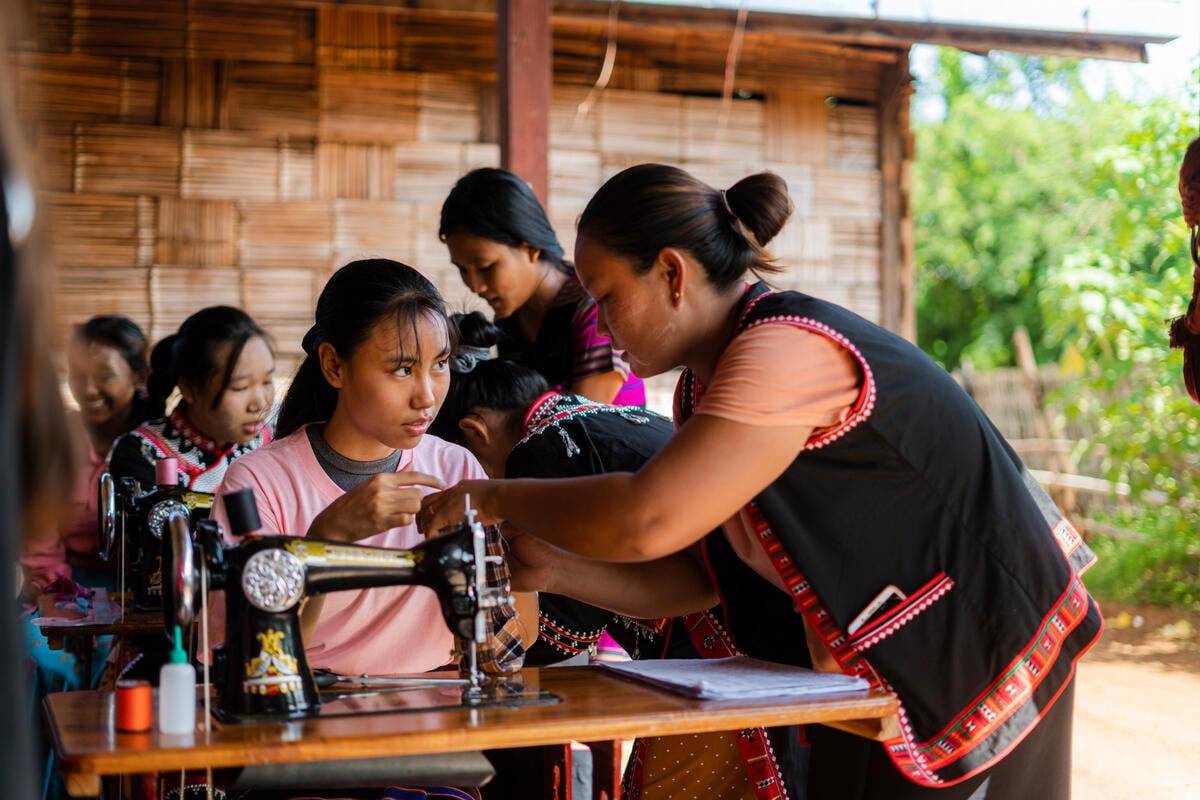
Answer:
xmin=115 ymin=679 xmax=153 ymax=732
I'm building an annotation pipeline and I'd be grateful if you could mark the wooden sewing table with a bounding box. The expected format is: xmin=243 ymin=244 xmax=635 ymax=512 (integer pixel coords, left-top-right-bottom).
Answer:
xmin=45 ymin=665 xmax=898 ymax=799
xmin=40 ymin=606 xmax=164 ymax=681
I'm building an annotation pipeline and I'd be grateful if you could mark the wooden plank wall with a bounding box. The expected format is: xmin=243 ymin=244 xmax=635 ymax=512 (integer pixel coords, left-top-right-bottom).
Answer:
xmin=13 ymin=0 xmax=903 ymax=377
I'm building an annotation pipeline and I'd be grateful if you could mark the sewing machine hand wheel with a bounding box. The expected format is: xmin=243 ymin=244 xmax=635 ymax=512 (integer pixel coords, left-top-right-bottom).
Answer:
xmin=97 ymin=472 xmax=118 ymax=562
xmin=163 ymin=509 xmax=197 ymax=637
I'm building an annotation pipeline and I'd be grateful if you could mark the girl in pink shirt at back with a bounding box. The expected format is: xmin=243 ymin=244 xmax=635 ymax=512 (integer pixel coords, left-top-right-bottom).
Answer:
xmin=210 ymin=259 xmax=533 ymax=679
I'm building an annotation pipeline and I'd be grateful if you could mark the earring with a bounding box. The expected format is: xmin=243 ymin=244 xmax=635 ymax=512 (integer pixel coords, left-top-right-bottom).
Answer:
xmin=672 ymin=292 xmax=680 ymax=302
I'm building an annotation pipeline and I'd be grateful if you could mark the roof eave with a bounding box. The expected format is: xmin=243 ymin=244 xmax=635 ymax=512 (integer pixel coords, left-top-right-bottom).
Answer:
xmin=553 ymin=1 xmax=1175 ymax=63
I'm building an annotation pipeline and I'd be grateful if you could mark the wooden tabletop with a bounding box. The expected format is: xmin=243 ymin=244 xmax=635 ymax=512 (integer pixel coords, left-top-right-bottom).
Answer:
xmin=46 ymin=666 xmax=898 ymax=797
xmin=41 ymin=610 xmax=164 ymax=644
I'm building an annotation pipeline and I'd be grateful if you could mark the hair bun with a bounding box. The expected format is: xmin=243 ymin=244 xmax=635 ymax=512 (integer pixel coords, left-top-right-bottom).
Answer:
xmin=724 ymin=172 xmax=793 ymax=249
xmin=452 ymin=311 xmax=503 ymax=350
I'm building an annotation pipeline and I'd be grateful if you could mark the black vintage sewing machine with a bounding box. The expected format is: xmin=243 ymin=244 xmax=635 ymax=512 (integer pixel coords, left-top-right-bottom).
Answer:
xmin=164 ymin=488 xmax=534 ymax=722
xmin=98 ymin=458 xmax=214 ymax=610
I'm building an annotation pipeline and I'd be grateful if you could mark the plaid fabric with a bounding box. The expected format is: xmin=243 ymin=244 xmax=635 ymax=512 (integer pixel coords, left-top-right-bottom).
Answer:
xmin=470 ymin=524 xmax=525 ymax=675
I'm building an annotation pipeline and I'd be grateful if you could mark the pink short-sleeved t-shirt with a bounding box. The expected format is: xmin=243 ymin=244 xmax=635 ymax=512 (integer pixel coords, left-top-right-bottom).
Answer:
xmin=208 ymin=426 xmax=487 ymax=676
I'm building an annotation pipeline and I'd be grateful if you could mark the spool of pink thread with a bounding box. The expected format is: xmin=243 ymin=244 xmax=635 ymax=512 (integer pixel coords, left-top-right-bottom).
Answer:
xmin=155 ymin=457 xmax=179 ymax=487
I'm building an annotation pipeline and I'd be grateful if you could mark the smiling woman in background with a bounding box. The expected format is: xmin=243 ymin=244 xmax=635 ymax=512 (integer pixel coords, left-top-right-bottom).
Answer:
xmin=439 ymin=167 xmax=644 ymax=406
xmin=20 ymin=315 xmax=154 ymax=597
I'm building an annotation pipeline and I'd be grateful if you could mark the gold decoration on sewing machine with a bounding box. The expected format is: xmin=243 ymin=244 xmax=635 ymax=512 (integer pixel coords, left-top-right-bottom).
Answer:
xmin=244 ymin=628 xmax=303 ymax=696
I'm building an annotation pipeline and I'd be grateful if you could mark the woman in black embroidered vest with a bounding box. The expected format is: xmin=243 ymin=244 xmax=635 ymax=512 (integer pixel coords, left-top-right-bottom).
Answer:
xmin=434 ymin=311 xmax=750 ymax=799
xmin=423 ymin=164 xmax=1103 ymax=800
xmin=109 ymin=305 xmax=276 ymax=493
xmin=439 ymin=167 xmax=645 ymax=407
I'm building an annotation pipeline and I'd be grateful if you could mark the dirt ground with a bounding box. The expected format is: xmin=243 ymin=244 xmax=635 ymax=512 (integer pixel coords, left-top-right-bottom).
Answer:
xmin=1072 ymin=603 xmax=1200 ymax=799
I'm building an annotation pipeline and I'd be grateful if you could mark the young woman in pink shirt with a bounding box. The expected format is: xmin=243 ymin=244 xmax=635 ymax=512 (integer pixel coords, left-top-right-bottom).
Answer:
xmin=210 ymin=259 xmax=532 ymax=681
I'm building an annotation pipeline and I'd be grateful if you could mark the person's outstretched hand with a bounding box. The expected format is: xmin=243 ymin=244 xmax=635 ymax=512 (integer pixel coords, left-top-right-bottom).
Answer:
xmin=501 ymin=523 xmax=561 ymax=594
xmin=308 ymin=465 xmax=445 ymax=542
xmin=418 ymin=479 xmax=496 ymax=536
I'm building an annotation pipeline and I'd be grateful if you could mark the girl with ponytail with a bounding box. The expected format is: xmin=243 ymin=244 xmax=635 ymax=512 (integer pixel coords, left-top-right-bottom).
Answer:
xmin=423 ymin=164 xmax=1102 ymax=800
xmin=108 ymin=305 xmax=275 ymax=492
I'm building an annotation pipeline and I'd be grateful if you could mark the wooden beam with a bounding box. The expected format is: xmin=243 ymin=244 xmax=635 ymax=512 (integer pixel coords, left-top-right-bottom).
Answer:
xmin=498 ymin=0 xmax=551 ymax=203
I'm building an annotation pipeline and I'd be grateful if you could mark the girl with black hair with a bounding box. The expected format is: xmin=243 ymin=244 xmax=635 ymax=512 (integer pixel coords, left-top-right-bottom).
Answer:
xmin=439 ymin=167 xmax=644 ymax=407
xmin=423 ymin=164 xmax=1103 ymax=800
xmin=21 ymin=315 xmax=154 ymax=596
xmin=208 ymin=260 xmax=531 ymax=682
xmin=108 ymin=305 xmax=276 ymax=492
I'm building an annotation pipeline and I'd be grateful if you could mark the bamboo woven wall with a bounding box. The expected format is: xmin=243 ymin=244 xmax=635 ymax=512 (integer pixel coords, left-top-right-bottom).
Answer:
xmin=13 ymin=0 xmax=906 ymax=376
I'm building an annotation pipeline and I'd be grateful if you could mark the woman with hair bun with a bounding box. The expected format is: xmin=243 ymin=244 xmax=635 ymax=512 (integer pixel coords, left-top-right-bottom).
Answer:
xmin=423 ymin=164 xmax=1102 ymax=799
xmin=108 ymin=305 xmax=276 ymax=492
xmin=439 ymin=167 xmax=644 ymax=407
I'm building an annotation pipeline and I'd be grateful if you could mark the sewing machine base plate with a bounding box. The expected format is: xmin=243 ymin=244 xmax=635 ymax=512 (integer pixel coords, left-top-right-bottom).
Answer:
xmin=212 ymin=685 xmax=560 ymax=724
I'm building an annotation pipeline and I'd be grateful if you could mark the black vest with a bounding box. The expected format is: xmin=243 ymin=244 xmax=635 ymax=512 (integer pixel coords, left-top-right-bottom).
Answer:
xmin=682 ymin=284 xmax=1102 ymax=787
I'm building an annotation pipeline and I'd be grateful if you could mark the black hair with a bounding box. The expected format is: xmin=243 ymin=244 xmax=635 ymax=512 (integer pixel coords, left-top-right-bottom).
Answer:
xmin=73 ymin=315 xmax=156 ymax=421
xmin=438 ymin=167 xmax=571 ymax=274
xmin=576 ymin=163 xmax=793 ymax=289
xmin=275 ymin=259 xmax=452 ymax=440
xmin=429 ymin=311 xmax=549 ymax=447
xmin=147 ymin=306 xmax=272 ymax=419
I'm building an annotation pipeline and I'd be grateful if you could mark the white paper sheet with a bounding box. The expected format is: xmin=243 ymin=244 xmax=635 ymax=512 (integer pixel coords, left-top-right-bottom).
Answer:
xmin=600 ymin=656 xmax=869 ymax=700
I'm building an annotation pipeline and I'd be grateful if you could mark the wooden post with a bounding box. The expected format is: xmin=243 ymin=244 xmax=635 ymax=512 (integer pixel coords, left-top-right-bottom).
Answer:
xmin=498 ymin=0 xmax=551 ymax=203
xmin=878 ymin=51 xmax=915 ymax=340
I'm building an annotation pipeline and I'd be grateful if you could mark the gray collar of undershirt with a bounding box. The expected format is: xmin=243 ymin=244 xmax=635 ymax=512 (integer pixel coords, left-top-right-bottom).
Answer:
xmin=306 ymin=424 xmax=403 ymax=492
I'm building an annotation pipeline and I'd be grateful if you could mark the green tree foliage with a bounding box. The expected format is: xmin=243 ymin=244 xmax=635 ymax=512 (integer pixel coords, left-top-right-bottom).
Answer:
xmin=914 ymin=49 xmax=1200 ymax=608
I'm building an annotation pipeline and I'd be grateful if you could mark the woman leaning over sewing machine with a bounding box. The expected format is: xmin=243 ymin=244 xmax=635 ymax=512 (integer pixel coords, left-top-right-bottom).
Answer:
xmin=208 ymin=259 xmax=533 ymax=680
xmin=422 ymin=164 xmax=1103 ymax=800
xmin=108 ymin=305 xmax=276 ymax=492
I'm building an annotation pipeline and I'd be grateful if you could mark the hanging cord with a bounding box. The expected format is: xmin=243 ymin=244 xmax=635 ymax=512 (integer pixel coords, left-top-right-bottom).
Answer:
xmin=709 ymin=4 xmax=749 ymax=160
xmin=573 ymin=0 xmax=620 ymax=129
xmin=200 ymin=558 xmax=213 ymax=800
xmin=1168 ymin=137 xmax=1200 ymax=404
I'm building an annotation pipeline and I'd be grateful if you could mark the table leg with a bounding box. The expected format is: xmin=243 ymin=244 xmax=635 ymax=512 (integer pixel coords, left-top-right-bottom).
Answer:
xmin=542 ymin=743 xmax=572 ymax=800
xmin=583 ymin=740 xmax=621 ymax=800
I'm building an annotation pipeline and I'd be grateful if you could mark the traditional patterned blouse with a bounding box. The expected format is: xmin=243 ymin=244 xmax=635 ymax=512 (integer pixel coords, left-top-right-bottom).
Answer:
xmin=108 ymin=407 xmax=272 ymax=493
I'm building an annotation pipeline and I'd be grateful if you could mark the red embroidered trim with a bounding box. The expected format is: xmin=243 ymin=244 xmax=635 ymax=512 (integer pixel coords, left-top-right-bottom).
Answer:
xmin=676 ymin=301 xmax=876 ymax=452
xmin=1052 ymin=517 xmax=1083 ymax=559
xmin=537 ymin=613 xmax=603 ymax=655
xmin=134 ymin=426 xmax=202 ymax=480
xmin=169 ymin=408 xmax=222 ymax=455
xmin=521 ymin=392 xmax=561 ymax=436
xmin=847 ymin=573 xmax=955 ymax=651
xmin=744 ymin=500 xmax=1099 ymax=786
xmin=521 ymin=392 xmax=610 ymax=439
xmin=740 ymin=315 xmax=877 ymax=450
